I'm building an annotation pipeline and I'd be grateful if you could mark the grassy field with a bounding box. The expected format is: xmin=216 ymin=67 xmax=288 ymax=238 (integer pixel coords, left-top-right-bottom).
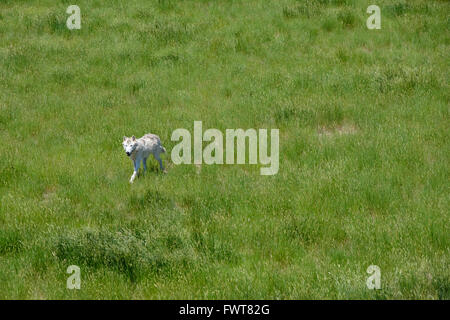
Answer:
xmin=0 ymin=0 xmax=448 ymax=299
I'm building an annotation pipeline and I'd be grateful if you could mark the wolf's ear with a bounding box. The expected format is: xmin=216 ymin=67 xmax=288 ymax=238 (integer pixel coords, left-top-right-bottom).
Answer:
xmin=132 ymin=135 xmax=136 ymax=141
xmin=123 ymin=136 xmax=127 ymax=141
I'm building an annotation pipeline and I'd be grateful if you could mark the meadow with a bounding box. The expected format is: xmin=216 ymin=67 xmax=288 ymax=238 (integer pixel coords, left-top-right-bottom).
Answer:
xmin=0 ymin=0 xmax=448 ymax=299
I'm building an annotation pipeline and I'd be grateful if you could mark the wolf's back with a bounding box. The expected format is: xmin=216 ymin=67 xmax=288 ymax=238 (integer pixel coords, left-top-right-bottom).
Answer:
xmin=142 ymin=133 xmax=166 ymax=153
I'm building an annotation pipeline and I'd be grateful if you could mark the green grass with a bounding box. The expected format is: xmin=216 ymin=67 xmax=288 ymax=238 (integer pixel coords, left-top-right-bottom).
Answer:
xmin=0 ymin=0 xmax=449 ymax=299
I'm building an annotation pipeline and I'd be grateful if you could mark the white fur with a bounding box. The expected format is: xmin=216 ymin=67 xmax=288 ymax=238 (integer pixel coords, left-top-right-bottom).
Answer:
xmin=122 ymin=134 xmax=166 ymax=183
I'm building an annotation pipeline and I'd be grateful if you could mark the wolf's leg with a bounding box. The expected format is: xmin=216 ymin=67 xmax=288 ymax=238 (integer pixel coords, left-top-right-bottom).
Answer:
xmin=130 ymin=170 xmax=137 ymax=183
xmin=130 ymin=159 xmax=141 ymax=183
xmin=143 ymin=158 xmax=147 ymax=173
xmin=154 ymin=153 xmax=164 ymax=171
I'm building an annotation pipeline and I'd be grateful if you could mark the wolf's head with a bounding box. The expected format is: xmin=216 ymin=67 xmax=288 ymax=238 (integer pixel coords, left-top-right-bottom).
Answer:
xmin=122 ymin=136 xmax=137 ymax=157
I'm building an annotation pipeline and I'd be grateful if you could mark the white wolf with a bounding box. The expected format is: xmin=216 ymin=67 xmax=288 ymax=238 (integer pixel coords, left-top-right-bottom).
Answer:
xmin=122 ymin=134 xmax=166 ymax=183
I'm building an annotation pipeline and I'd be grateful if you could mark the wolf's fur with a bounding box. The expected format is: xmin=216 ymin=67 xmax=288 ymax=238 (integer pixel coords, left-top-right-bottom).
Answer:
xmin=122 ymin=134 xmax=166 ymax=183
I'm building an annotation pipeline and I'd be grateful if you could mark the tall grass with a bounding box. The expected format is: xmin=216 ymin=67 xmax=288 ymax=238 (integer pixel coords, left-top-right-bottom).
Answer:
xmin=0 ymin=0 xmax=448 ymax=299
